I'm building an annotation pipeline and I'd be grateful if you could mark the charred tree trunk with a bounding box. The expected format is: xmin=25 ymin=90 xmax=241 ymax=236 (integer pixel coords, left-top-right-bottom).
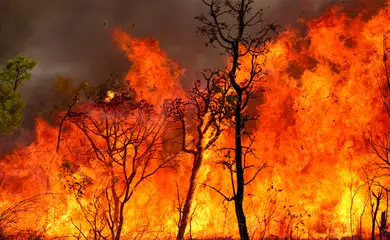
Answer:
xmin=372 ymin=191 xmax=382 ymax=240
xmin=373 ymin=204 xmax=379 ymax=240
xmin=177 ymin=151 xmax=204 ymax=240
xmin=166 ymin=69 xmax=226 ymax=240
xmin=380 ymin=211 xmax=387 ymax=240
xmin=234 ymin=92 xmax=249 ymax=240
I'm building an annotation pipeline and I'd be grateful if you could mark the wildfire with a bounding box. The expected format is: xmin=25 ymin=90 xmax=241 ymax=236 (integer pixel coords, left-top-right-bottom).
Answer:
xmin=105 ymin=90 xmax=115 ymax=103
xmin=0 ymin=1 xmax=390 ymax=239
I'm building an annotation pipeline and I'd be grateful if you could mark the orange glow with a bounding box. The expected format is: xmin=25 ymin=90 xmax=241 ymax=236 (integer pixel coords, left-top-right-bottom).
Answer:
xmin=105 ymin=90 xmax=115 ymax=102
xmin=1 ymin=2 xmax=390 ymax=239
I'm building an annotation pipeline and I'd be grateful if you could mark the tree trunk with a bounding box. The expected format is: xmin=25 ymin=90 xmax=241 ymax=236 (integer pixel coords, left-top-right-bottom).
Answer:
xmin=235 ymin=197 xmax=249 ymax=240
xmin=177 ymin=152 xmax=203 ymax=240
xmin=234 ymin=93 xmax=250 ymax=240
xmin=372 ymin=196 xmax=380 ymax=240
xmin=380 ymin=211 xmax=387 ymax=240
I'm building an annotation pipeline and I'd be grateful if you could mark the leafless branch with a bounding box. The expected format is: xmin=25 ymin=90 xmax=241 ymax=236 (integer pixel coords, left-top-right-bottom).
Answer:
xmin=202 ymin=183 xmax=234 ymax=202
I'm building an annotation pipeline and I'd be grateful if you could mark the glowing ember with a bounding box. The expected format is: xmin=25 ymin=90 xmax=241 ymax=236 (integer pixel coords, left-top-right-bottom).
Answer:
xmin=105 ymin=90 xmax=115 ymax=102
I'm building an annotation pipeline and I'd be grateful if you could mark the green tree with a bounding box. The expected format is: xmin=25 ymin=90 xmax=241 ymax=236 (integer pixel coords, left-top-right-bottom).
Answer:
xmin=0 ymin=56 xmax=38 ymax=133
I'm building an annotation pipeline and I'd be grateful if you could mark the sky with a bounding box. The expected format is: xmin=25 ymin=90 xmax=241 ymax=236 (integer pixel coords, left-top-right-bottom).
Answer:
xmin=0 ymin=0 xmax=381 ymax=153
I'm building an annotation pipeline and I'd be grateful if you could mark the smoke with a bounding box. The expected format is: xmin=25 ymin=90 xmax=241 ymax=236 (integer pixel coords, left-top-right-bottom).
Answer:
xmin=0 ymin=0 xmax=379 ymax=153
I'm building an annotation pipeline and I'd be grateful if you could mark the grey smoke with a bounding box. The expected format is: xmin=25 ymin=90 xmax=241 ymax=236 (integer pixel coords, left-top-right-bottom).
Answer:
xmin=0 ymin=0 xmax=374 ymax=153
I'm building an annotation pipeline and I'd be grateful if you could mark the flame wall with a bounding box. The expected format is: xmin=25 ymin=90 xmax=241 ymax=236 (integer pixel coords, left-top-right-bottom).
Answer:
xmin=1 ymin=1 xmax=390 ymax=239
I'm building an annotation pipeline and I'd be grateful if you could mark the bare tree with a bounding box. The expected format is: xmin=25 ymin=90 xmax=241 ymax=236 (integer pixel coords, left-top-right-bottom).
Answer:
xmin=60 ymin=89 xmax=177 ymax=240
xmin=195 ymin=1 xmax=278 ymax=238
xmin=372 ymin=181 xmax=390 ymax=240
xmin=371 ymin=189 xmax=384 ymax=240
xmin=361 ymin=168 xmax=388 ymax=240
xmin=369 ymin=32 xmax=390 ymax=171
xmin=164 ymin=70 xmax=231 ymax=240
xmin=55 ymin=75 xmax=126 ymax=152
xmin=362 ymin=31 xmax=390 ymax=240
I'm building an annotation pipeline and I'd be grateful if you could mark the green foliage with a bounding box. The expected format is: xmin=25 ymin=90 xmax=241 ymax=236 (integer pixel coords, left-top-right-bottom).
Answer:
xmin=0 ymin=56 xmax=37 ymax=133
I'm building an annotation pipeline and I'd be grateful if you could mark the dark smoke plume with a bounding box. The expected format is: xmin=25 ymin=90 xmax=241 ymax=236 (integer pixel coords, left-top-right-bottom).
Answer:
xmin=0 ymin=0 xmax=382 ymax=153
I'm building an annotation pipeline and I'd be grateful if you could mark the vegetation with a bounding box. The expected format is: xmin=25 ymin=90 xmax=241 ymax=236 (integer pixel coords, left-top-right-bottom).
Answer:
xmin=164 ymin=70 xmax=231 ymax=240
xmin=56 ymin=80 xmax=178 ymax=240
xmin=0 ymin=56 xmax=37 ymax=133
xmin=195 ymin=0 xmax=277 ymax=238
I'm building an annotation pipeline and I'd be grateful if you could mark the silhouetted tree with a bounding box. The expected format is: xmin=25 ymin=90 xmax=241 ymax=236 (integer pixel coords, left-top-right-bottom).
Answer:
xmin=371 ymin=189 xmax=384 ymax=240
xmin=55 ymin=74 xmax=130 ymax=152
xmin=164 ymin=69 xmax=231 ymax=240
xmin=366 ymin=31 xmax=390 ymax=240
xmin=196 ymin=0 xmax=278 ymax=238
xmin=60 ymin=88 xmax=176 ymax=240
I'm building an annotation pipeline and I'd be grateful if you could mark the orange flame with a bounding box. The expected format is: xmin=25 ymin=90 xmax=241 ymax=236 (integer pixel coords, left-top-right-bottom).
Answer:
xmin=105 ymin=90 xmax=115 ymax=102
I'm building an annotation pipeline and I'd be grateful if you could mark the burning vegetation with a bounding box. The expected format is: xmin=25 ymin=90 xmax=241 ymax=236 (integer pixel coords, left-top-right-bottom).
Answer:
xmin=1 ymin=0 xmax=390 ymax=239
